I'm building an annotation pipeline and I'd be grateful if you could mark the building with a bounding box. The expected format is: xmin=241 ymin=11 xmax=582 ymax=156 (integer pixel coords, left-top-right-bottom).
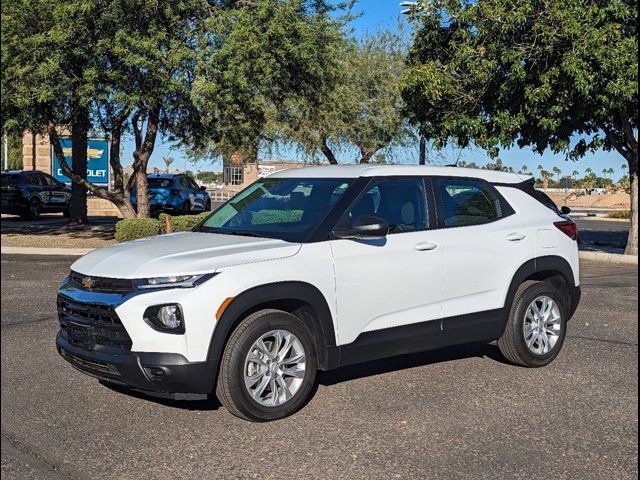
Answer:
xmin=222 ymin=155 xmax=325 ymax=192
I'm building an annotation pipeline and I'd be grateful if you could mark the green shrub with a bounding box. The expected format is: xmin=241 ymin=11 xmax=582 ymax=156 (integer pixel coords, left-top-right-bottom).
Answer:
xmin=608 ymin=210 xmax=631 ymax=219
xmin=115 ymin=218 xmax=162 ymax=242
xmin=159 ymin=212 xmax=210 ymax=233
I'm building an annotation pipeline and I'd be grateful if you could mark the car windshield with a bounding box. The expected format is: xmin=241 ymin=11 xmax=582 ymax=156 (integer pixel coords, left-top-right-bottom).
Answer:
xmin=197 ymin=177 xmax=354 ymax=242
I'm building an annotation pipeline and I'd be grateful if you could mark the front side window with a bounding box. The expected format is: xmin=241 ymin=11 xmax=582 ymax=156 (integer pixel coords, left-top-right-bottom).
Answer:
xmin=344 ymin=178 xmax=428 ymax=233
xmin=198 ymin=178 xmax=354 ymax=242
xmin=436 ymin=178 xmax=505 ymax=227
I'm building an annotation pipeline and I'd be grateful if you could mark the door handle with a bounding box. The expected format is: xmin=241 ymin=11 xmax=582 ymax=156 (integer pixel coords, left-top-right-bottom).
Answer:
xmin=506 ymin=233 xmax=527 ymax=242
xmin=414 ymin=242 xmax=439 ymax=251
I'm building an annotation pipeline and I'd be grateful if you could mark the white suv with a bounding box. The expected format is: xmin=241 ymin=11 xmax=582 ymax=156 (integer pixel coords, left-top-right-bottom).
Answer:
xmin=56 ymin=165 xmax=581 ymax=421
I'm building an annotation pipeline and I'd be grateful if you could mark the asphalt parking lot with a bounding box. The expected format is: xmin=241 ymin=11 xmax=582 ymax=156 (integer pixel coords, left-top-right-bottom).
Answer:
xmin=1 ymin=254 xmax=638 ymax=480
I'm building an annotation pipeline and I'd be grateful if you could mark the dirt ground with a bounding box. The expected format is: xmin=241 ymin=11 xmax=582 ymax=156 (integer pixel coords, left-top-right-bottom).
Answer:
xmin=1 ymin=216 xmax=116 ymax=249
xmin=547 ymin=191 xmax=631 ymax=210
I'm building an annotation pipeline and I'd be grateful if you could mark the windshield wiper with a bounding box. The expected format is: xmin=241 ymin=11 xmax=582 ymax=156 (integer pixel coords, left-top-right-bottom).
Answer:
xmin=224 ymin=230 xmax=262 ymax=238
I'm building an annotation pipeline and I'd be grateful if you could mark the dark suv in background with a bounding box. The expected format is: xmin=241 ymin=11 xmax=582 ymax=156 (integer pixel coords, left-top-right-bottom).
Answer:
xmin=1 ymin=170 xmax=71 ymax=220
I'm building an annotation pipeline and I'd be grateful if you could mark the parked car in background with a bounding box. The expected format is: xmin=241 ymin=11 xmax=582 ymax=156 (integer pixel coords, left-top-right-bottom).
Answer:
xmin=130 ymin=174 xmax=211 ymax=216
xmin=57 ymin=165 xmax=581 ymax=421
xmin=1 ymin=170 xmax=71 ymax=220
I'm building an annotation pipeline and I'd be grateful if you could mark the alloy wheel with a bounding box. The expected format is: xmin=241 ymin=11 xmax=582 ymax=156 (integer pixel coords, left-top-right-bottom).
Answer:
xmin=244 ymin=330 xmax=306 ymax=407
xmin=523 ymin=295 xmax=562 ymax=355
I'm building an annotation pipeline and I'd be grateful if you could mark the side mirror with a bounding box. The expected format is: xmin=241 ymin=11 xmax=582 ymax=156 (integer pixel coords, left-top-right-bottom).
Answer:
xmin=561 ymin=206 xmax=571 ymax=215
xmin=199 ymin=186 xmax=207 ymax=191
xmin=334 ymin=215 xmax=390 ymax=240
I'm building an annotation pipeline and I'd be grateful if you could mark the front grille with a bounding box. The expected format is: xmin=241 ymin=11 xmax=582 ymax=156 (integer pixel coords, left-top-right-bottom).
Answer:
xmin=59 ymin=349 xmax=122 ymax=380
xmin=57 ymin=295 xmax=132 ymax=351
xmin=69 ymin=271 xmax=134 ymax=294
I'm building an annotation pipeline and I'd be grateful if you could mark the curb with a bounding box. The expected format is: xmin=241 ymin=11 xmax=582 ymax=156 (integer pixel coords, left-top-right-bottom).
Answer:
xmin=579 ymin=250 xmax=638 ymax=265
xmin=0 ymin=246 xmax=94 ymax=256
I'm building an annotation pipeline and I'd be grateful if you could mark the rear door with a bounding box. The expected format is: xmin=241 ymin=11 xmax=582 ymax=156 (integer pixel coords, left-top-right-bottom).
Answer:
xmin=330 ymin=177 xmax=445 ymax=346
xmin=433 ymin=177 xmax=534 ymax=320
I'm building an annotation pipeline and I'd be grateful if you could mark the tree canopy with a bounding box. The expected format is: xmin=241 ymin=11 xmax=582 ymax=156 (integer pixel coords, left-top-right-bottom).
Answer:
xmin=270 ymin=27 xmax=411 ymax=164
xmin=403 ymin=0 xmax=638 ymax=254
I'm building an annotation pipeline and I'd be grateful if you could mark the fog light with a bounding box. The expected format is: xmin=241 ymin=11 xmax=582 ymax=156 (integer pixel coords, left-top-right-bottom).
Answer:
xmin=144 ymin=304 xmax=185 ymax=334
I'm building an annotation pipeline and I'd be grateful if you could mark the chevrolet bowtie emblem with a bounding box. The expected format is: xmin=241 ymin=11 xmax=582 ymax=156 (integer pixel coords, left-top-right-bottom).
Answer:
xmin=81 ymin=277 xmax=95 ymax=289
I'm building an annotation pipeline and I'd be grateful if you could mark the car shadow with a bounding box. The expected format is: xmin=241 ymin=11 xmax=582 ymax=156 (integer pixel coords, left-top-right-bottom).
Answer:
xmin=98 ymin=342 xmax=509 ymax=412
xmin=318 ymin=341 xmax=508 ymax=386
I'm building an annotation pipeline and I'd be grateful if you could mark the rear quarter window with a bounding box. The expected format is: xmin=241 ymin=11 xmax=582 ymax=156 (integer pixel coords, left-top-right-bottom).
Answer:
xmin=435 ymin=178 xmax=513 ymax=228
xmin=1 ymin=174 xmax=24 ymax=186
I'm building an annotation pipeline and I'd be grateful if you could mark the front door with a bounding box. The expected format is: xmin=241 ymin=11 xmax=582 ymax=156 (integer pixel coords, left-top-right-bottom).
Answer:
xmin=330 ymin=177 xmax=445 ymax=346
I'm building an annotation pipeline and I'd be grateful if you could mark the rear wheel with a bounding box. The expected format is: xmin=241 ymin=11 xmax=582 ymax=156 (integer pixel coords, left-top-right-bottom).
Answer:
xmin=498 ymin=280 xmax=567 ymax=368
xmin=216 ymin=309 xmax=317 ymax=422
xmin=182 ymin=200 xmax=191 ymax=216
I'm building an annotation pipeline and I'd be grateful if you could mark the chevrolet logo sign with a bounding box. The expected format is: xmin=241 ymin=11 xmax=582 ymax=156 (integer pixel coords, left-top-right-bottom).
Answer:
xmin=81 ymin=276 xmax=95 ymax=289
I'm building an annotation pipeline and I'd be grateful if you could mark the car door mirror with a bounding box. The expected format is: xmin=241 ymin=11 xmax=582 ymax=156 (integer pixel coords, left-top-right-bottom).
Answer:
xmin=561 ymin=206 xmax=571 ymax=215
xmin=334 ymin=215 xmax=390 ymax=240
xmin=199 ymin=186 xmax=207 ymax=192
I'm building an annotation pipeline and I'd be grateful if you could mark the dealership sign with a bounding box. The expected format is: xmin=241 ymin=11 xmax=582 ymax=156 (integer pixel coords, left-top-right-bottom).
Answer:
xmin=52 ymin=138 xmax=110 ymax=186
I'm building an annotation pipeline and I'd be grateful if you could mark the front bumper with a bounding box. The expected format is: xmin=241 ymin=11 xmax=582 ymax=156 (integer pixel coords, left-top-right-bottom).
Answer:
xmin=55 ymin=279 xmax=216 ymax=397
xmin=56 ymin=333 xmax=213 ymax=396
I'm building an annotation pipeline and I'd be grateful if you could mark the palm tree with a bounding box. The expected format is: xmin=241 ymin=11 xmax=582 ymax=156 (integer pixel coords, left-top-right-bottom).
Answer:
xmin=521 ymin=165 xmax=528 ymax=174
xmin=572 ymin=170 xmax=580 ymax=179
xmin=163 ymin=156 xmax=174 ymax=174
xmin=552 ymin=167 xmax=562 ymax=183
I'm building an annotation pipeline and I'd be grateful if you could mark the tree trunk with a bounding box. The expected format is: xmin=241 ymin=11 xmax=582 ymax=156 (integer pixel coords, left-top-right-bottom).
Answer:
xmin=134 ymin=168 xmax=150 ymax=218
xmin=131 ymin=106 xmax=160 ymax=218
xmin=360 ymin=152 xmax=376 ymax=164
xmin=321 ymin=137 xmax=338 ymax=165
xmin=31 ymin=131 xmax=36 ymax=170
xmin=626 ymin=158 xmax=638 ymax=256
xmin=419 ymin=136 xmax=426 ymax=165
xmin=69 ymin=109 xmax=90 ymax=224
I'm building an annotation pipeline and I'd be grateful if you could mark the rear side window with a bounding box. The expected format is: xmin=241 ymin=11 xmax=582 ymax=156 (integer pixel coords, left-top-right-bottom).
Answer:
xmin=436 ymin=178 xmax=509 ymax=227
xmin=1 ymin=174 xmax=23 ymax=186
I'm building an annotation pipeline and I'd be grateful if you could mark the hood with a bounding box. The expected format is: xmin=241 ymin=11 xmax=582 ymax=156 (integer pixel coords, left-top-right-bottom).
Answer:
xmin=71 ymin=232 xmax=301 ymax=279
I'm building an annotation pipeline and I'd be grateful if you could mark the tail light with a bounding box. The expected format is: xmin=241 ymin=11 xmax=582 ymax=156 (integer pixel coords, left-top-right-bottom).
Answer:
xmin=170 ymin=189 xmax=180 ymax=196
xmin=554 ymin=221 xmax=578 ymax=241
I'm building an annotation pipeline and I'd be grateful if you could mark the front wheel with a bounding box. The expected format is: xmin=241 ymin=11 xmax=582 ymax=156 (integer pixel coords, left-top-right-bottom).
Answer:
xmin=498 ymin=280 xmax=567 ymax=368
xmin=24 ymin=198 xmax=41 ymax=220
xmin=216 ymin=309 xmax=317 ymax=422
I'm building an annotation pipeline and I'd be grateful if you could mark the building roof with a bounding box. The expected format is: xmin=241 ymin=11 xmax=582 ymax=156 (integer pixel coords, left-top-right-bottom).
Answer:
xmin=269 ymin=164 xmax=531 ymax=184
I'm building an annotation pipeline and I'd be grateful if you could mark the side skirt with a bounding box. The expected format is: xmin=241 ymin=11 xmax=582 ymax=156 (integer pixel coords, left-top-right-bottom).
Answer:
xmin=335 ymin=309 xmax=507 ymax=368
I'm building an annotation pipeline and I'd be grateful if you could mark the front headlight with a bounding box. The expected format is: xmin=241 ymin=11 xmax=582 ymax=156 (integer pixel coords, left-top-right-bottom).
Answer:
xmin=134 ymin=273 xmax=215 ymax=290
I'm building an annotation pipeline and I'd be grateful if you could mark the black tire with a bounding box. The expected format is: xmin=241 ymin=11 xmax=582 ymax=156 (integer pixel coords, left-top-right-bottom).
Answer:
xmin=62 ymin=207 xmax=70 ymax=218
xmin=205 ymin=199 xmax=212 ymax=211
xmin=24 ymin=197 xmax=41 ymax=220
xmin=216 ymin=309 xmax=318 ymax=422
xmin=498 ymin=280 xmax=568 ymax=368
xmin=182 ymin=200 xmax=191 ymax=216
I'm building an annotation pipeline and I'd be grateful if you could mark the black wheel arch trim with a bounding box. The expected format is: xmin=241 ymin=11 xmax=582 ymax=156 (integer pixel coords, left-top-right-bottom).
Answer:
xmin=205 ymin=281 xmax=337 ymax=384
xmin=504 ymin=255 xmax=580 ymax=321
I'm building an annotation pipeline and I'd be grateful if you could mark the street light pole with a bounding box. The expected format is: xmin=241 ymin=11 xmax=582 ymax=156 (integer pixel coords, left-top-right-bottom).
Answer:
xmin=3 ymin=130 xmax=8 ymax=170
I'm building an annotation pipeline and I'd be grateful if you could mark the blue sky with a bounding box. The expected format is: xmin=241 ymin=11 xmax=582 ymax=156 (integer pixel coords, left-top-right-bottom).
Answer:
xmin=128 ymin=1 xmax=627 ymax=180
